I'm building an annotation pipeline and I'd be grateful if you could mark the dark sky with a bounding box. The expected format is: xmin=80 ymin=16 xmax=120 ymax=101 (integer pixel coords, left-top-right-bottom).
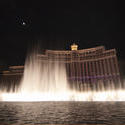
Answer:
xmin=0 ymin=0 xmax=125 ymax=66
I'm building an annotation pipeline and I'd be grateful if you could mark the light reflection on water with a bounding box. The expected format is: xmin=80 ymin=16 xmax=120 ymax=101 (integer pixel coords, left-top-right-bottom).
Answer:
xmin=0 ymin=102 xmax=125 ymax=125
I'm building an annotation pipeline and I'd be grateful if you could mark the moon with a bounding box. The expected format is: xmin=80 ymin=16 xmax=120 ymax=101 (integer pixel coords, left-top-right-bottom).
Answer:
xmin=22 ymin=22 xmax=26 ymax=26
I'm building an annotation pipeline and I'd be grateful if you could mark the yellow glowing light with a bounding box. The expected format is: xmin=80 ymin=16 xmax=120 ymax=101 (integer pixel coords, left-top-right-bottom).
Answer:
xmin=71 ymin=43 xmax=78 ymax=50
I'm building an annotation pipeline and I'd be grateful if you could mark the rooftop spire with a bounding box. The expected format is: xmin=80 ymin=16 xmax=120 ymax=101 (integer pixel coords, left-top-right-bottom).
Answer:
xmin=71 ymin=43 xmax=78 ymax=50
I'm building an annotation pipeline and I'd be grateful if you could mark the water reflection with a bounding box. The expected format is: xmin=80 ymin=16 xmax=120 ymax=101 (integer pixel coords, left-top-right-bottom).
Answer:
xmin=0 ymin=102 xmax=125 ymax=125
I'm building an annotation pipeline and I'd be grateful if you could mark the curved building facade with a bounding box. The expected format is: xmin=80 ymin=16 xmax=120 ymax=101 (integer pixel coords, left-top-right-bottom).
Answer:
xmin=38 ymin=44 xmax=121 ymax=91
xmin=0 ymin=44 xmax=121 ymax=91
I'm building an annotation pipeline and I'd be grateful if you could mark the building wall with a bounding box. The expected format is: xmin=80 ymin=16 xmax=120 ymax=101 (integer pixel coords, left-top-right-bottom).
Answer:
xmin=38 ymin=46 xmax=121 ymax=91
xmin=1 ymin=46 xmax=121 ymax=92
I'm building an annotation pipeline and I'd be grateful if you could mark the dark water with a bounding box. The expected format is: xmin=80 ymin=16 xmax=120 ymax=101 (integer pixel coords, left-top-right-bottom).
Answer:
xmin=0 ymin=102 xmax=125 ymax=125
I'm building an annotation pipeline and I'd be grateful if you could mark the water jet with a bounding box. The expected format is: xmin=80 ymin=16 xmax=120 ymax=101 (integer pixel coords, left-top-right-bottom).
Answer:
xmin=0 ymin=44 xmax=124 ymax=101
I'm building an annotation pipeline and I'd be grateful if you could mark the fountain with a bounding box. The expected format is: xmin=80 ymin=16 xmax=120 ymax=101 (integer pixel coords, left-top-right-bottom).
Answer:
xmin=0 ymin=45 xmax=125 ymax=101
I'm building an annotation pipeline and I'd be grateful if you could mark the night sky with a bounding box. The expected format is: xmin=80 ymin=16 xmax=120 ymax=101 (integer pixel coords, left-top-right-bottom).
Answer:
xmin=0 ymin=0 xmax=125 ymax=71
